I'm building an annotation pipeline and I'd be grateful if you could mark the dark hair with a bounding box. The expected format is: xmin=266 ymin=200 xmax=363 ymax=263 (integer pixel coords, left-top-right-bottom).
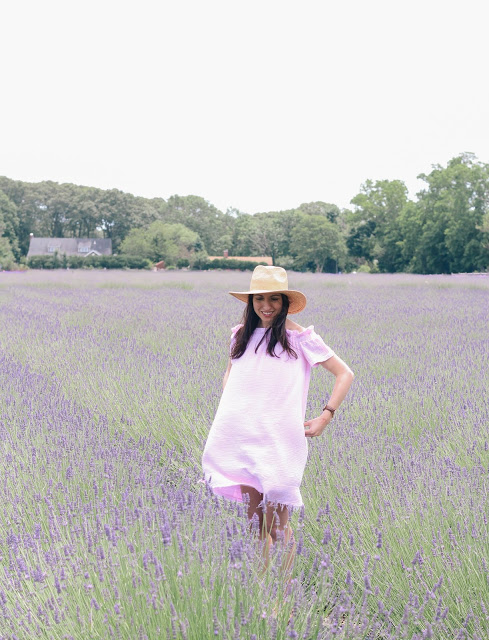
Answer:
xmin=230 ymin=294 xmax=298 ymax=360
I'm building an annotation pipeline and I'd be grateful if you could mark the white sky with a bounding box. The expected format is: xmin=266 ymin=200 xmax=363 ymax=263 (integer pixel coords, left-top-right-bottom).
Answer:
xmin=1 ymin=0 xmax=488 ymax=214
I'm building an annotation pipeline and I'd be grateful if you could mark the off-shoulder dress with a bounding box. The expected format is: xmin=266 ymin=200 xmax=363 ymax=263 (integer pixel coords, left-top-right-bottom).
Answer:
xmin=202 ymin=325 xmax=334 ymax=508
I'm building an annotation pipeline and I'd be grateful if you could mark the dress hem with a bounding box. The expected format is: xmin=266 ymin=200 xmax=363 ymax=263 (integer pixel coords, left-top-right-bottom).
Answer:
xmin=207 ymin=481 xmax=304 ymax=509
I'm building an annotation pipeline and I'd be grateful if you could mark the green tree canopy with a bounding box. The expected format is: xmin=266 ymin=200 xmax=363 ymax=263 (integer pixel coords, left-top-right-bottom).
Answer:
xmin=291 ymin=214 xmax=347 ymax=273
xmin=0 ymin=191 xmax=20 ymax=261
xmin=347 ymin=179 xmax=411 ymax=272
xmin=158 ymin=195 xmax=232 ymax=255
xmin=232 ymin=214 xmax=260 ymax=257
xmin=298 ymin=201 xmax=340 ymax=223
xmin=0 ymin=177 xmax=161 ymax=255
xmin=411 ymin=154 xmax=489 ymax=273
xmin=0 ymin=238 xmax=16 ymax=270
xmin=120 ymin=221 xmax=204 ymax=265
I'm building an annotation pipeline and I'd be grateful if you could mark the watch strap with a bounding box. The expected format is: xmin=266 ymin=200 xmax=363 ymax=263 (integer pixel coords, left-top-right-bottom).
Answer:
xmin=322 ymin=404 xmax=336 ymax=417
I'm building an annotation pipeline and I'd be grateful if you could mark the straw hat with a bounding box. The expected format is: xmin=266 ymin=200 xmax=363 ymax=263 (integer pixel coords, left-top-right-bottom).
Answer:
xmin=229 ymin=265 xmax=306 ymax=314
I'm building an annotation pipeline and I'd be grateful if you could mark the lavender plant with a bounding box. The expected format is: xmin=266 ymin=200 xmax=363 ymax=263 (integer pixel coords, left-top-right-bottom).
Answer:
xmin=0 ymin=269 xmax=487 ymax=639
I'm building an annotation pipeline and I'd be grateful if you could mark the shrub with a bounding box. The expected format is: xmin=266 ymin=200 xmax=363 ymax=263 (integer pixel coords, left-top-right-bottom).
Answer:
xmin=357 ymin=264 xmax=371 ymax=273
xmin=192 ymin=258 xmax=267 ymax=271
xmin=28 ymin=254 xmax=152 ymax=270
xmin=275 ymin=255 xmax=295 ymax=270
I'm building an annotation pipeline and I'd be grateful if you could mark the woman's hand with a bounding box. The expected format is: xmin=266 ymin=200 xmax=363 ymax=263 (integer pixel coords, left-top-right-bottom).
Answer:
xmin=304 ymin=413 xmax=332 ymax=438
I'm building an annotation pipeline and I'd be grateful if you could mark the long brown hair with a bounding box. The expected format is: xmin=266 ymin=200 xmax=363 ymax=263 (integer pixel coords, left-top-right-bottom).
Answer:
xmin=230 ymin=294 xmax=298 ymax=359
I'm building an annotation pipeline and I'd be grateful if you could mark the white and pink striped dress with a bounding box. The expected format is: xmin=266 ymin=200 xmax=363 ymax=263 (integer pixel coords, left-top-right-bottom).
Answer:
xmin=202 ymin=325 xmax=334 ymax=508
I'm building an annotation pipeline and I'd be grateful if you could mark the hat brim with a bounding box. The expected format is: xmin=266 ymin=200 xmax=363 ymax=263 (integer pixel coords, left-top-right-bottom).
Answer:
xmin=228 ymin=289 xmax=307 ymax=314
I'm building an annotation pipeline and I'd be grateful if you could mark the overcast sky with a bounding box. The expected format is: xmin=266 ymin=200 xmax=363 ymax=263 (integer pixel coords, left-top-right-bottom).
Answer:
xmin=1 ymin=0 xmax=488 ymax=214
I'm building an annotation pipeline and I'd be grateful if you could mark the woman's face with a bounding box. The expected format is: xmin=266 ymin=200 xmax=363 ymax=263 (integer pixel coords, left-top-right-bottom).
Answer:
xmin=252 ymin=293 xmax=283 ymax=327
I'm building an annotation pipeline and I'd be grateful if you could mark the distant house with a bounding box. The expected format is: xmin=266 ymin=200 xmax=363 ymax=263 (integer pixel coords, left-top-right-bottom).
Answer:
xmin=27 ymin=237 xmax=112 ymax=258
xmin=208 ymin=251 xmax=273 ymax=266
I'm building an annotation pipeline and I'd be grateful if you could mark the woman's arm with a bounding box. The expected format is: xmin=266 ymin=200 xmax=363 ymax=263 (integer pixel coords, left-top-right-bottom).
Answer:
xmin=304 ymin=355 xmax=354 ymax=437
xmin=223 ymin=359 xmax=233 ymax=390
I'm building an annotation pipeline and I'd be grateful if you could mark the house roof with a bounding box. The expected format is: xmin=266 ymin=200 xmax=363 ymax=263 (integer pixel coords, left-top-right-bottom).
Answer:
xmin=27 ymin=238 xmax=112 ymax=257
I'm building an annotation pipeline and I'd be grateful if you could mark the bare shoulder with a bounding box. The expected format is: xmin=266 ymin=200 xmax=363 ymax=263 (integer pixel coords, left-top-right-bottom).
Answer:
xmin=285 ymin=318 xmax=306 ymax=332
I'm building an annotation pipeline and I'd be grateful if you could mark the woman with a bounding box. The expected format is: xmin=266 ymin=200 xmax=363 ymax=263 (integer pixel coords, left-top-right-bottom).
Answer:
xmin=202 ymin=266 xmax=354 ymax=552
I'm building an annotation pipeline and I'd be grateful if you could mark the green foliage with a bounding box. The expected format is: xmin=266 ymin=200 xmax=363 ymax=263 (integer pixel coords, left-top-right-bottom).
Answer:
xmin=27 ymin=254 xmax=152 ymax=270
xmin=0 ymin=237 xmax=16 ymax=269
xmin=357 ymin=263 xmax=372 ymax=273
xmin=232 ymin=213 xmax=261 ymax=256
xmin=0 ymin=191 xmax=20 ymax=261
xmin=0 ymin=189 xmax=18 ymax=269
xmin=274 ymin=254 xmax=295 ymax=270
xmin=120 ymin=221 xmax=204 ymax=266
xmin=231 ymin=209 xmax=302 ymax=265
xmin=291 ymin=214 xmax=347 ymax=273
xmin=0 ymin=177 xmax=159 ymax=255
xmin=193 ymin=258 xmax=268 ymax=271
xmin=157 ymin=194 xmax=234 ymax=255
xmin=410 ymin=154 xmax=489 ymax=273
xmin=347 ymin=179 xmax=410 ymax=272
xmin=298 ymin=201 xmax=340 ymax=223
xmin=347 ymin=157 xmax=489 ymax=274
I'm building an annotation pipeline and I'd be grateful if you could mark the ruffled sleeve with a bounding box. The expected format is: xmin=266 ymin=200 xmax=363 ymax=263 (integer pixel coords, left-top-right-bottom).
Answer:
xmin=292 ymin=325 xmax=335 ymax=367
xmin=229 ymin=324 xmax=243 ymax=356
xmin=231 ymin=324 xmax=243 ymax=338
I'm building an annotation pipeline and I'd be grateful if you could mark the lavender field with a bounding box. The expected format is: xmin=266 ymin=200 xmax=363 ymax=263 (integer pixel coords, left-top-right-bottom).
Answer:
xmin=0 ymin=269 xmax=488 ymax=640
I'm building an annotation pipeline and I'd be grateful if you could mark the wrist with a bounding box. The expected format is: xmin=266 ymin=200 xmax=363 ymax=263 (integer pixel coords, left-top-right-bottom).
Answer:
xmin=322 ymin=404 xmax=336 ymax=418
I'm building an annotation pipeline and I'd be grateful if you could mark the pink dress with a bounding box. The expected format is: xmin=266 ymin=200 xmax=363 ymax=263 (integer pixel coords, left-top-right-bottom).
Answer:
xmin=202 ymin=325 xmax=335 ymax=507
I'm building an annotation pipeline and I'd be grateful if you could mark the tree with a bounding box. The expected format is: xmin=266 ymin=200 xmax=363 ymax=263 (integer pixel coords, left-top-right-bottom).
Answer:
xmin=233 ymin=209 xmax=303 ymax=265
xmin=0 ymin=237 xmax=15 ymax=270
xmin=0 ymin=177 xmax=45 ymax=255
xmin=0 ymin=177 xmax=162 ymax=256
xmin=347 ymin=179 xmax=411 ymax=272
xmin=118 ymin=228 xmax=152 ymax=259
xmin=0 ymin=191 xmax=20 ymax=260
xmin=414 ymin=154 xmax=489 ymax=273
xmin=232 ymin=214 xmax=260 ymax=256
xmin=298 ymin=201 xmax=340 ymax=223
xmin=291 ymin=215 xmax=347 ymax=272
xmin=346 ymin=220 xmax=377 ymax=262
xmin=260 ymin=209 xmax=302 ymax=260
xmin=120 ymin=221 xmax=204 ymax=265
xmin=159 ymin=195 xmax=232 ymax=255
xmin=251 ymin=215 xmax=286 ymax=265
xmin=95 ymin=189 xmax=153 ymax=252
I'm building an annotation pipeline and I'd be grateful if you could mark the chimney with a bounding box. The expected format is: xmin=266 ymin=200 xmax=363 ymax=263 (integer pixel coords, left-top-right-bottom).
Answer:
xmin=223 ymin=249 xmax=229 ymax=258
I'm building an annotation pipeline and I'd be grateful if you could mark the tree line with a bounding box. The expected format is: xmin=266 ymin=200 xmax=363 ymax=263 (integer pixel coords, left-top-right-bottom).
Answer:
xmin=1 ymin=153 xmax=488 ymax=273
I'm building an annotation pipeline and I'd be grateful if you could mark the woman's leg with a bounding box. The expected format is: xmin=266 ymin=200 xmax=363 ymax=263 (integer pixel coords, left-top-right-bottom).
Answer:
xmin=265 ymin=503 xmax=289 ymax=542
xmin=264 ymin=503 xmax=296 ymax=618
xmin=265 ymin=503 xmax=296 ymax=577
xmin=240 ymin=487 xmax=296 ymax=578
xmin=241 ymin=485 xmax=272 ymax=569
xmin=240 ymin=485 xmax=265 ymax=536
